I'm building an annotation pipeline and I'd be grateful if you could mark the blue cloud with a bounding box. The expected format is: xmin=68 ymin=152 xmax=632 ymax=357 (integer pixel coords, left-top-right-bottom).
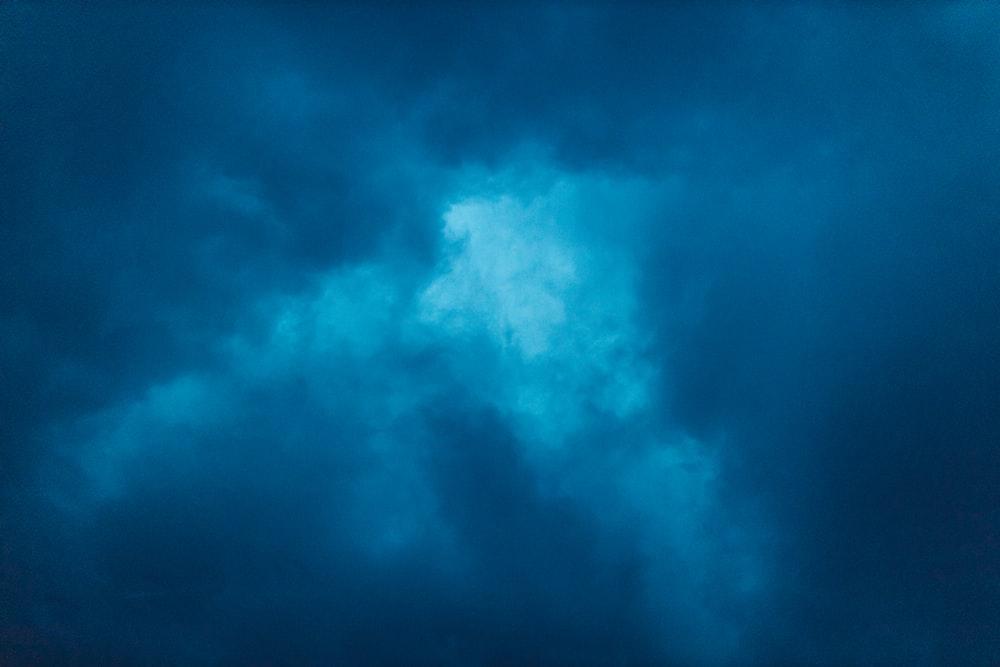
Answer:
xmin=2 ymin=4 xmax=999 ymax=665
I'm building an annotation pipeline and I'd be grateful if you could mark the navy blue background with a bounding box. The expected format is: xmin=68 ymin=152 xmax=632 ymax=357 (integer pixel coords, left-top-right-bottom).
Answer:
xmin=2 ymin=4 xmax=999 ymax=665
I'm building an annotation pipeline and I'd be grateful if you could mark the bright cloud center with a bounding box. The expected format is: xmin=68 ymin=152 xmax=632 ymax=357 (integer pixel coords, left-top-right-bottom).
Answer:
xmin=420 ymin=195 xmax=578 ymax=359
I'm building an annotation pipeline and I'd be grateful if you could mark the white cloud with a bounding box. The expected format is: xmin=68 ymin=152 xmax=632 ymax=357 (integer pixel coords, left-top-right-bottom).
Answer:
xmin=54 ymin=160 xmax=752 ymax=606
xmin=420 ymin=195 xmax=577 ymax=359
xmin=416 ymin=179 xmax=656 ymax=450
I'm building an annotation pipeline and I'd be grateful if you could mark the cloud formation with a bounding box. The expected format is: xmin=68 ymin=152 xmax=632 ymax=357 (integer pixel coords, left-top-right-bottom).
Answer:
xmin=2 ymin=3 xmax=999 ymax=665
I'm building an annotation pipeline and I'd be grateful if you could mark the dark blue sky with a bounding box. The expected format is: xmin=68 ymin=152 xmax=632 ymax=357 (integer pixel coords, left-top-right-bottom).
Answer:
xmin=2 ymin=4 xmax=999 ymax=665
